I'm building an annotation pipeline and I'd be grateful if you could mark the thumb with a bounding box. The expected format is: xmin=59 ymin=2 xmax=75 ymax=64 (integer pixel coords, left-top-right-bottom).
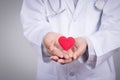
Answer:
xmin=73 ymin=48 xmax=82 ymax=60
xmin=49 ymin=40 xmax=55 ymax=51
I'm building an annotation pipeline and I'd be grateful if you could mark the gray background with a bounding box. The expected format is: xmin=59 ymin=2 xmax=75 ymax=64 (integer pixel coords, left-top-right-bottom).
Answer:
xmin=0 ymin=0 xmax=120 ymax=80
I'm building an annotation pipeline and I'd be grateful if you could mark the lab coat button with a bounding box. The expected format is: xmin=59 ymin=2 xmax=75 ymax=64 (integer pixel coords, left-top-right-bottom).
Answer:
xmin=69 ymin=72 xmax=74 ymax=76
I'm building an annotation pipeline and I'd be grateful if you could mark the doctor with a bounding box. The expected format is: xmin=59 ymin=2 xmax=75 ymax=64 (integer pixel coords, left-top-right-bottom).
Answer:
xmin=20 ymin=0 xmax=120 ymax=80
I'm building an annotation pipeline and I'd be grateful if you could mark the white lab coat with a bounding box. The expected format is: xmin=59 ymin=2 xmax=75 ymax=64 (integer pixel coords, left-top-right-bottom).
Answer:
xmin=20 ymin=0 xmax=120 ymax=80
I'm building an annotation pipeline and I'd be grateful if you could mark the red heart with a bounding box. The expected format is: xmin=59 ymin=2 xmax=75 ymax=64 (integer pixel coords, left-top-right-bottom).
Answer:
xmin=58 ymin=36 xmax=75 ymax=50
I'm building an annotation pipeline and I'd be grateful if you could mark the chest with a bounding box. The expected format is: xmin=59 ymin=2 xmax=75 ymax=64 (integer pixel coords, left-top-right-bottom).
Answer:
xmin=44 ymin=0 xmax=106 ymax=36
xmin=45 ymin=0 xmax=105 ymax=19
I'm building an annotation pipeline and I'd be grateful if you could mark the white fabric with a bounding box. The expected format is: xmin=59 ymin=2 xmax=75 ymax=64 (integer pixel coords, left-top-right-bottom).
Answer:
xmin=20 ymin=0 xmax=120 ymax=80
xmin=73 ymin=0 xmax=78 ymax=8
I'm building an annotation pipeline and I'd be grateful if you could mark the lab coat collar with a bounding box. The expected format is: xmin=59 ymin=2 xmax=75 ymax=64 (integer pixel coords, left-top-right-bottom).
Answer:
xmin=73 ymin=0 xmax=107 ymax=19
xmin=64 ymin=0 xmax=88 ymax=20
xmin=73 ymin=0 xmax=88 ymax=21
xmin=64 ymin=0 xmax=75 ymax=14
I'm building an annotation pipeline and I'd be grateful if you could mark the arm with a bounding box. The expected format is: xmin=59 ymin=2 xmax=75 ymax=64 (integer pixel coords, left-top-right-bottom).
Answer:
xmin=53 ymin=0 xmax=120 ymax=68
xmin=20 ymin=0 xmax=53 ymax=62
xmin=20 ymin=0 xmax=51 ymax=46
xmin=84 ymin=0 xmax=120 ymax=69
xmin=20 ymin=0 xmax=70 ymax=62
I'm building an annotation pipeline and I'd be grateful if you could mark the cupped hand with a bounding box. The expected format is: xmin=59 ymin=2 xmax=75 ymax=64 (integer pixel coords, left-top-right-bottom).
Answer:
xmin=72 ymin=37 xmax=88 ymax=60
xmin=49 ymin=37 xmax=88 ymax=64
xmin=43 ymin=32 xmax=71 ymax=60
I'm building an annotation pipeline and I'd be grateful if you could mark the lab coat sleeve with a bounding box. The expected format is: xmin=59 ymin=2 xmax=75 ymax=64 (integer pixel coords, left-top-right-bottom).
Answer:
xmin=83 ymin=0 xmax=120 ymax=69
xmin=20 ymin=0 xmax=52 ymax=59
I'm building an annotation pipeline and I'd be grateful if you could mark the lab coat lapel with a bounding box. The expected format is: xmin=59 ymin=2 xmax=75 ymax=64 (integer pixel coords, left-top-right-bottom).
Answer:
xmin=64 ymin=0 xmax=75 ymax=14
xmin=73 ymin=0 xmax=88 ymax=21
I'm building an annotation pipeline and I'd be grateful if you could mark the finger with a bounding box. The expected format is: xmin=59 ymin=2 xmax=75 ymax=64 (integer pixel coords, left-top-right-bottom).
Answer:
xmin=48 ymin=40 xmax=55 ymax=51
xmin=62 ymin=51 xmax=70 ymax=59
xmin=48 ymin=47 xmax=64 ymax=58
xmin=44 ymin=39 xmax=53 ymax=49
xmin=54 ymin=39 xmax=62 ymax=49
xmin=49 ymin=47 xmax=70 ymax=59
xmin=73 ymin=53 xmax=77 ymax=60
xmin=67 ymin=49 xmax=73 ymax=58
xmin=71 ymin=45 xmax=77 ymax=52
xmin=48 ymin=43 xmax=70 ymax=59
xmin=64 ymin=58 xmax=73 ymax=64
xmin=73 ymin=47 xmax=83 ymax=60
xmin=57 ymin=59 xmax=65 ymax=64
xmin=50 ymin=56 xmax=59 ymax=62
xmin=57 ymin=58 xmax=73 ymax=64
xmin=72 ymin=45 xmax=80 ymax=60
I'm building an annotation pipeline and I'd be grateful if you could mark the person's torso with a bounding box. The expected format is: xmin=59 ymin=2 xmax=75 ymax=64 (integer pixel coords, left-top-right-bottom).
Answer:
xmin=37 ymin=0 xmax=115 ymax=80
xmin=44 ymin=0 xmax=105 ymax=37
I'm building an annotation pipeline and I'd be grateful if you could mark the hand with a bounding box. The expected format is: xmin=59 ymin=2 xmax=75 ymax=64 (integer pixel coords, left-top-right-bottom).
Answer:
xmin=50 ymin=37 xmax=88 ymax=64
xmin=43 ymin=32 xmax=71 ymax=59
xmin=50 ymin=49 xmax=73 ymax=64
xmin=72 ymin=37 xmax=88 ymax=60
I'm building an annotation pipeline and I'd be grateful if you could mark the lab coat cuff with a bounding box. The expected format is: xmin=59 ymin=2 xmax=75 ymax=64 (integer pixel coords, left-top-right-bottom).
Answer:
xmin=41 ymin=42 xmax=52 ymax=62
xmin=40 ymin=30 xmax=53 ymax=62
xmin=78 ymin=50 xmax=88 ymax=63
xmin=85 ymin=38 xmax=97 ymax=69
xmin=78 ymin=38 xmax=97 ymax=69
xmin=41 ymin=42 xmax=51 ymax=57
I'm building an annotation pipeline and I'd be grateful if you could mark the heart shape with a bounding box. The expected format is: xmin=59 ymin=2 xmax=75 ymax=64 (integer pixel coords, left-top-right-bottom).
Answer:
xmin=58 ymin=36 xmax=75 ymax=50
